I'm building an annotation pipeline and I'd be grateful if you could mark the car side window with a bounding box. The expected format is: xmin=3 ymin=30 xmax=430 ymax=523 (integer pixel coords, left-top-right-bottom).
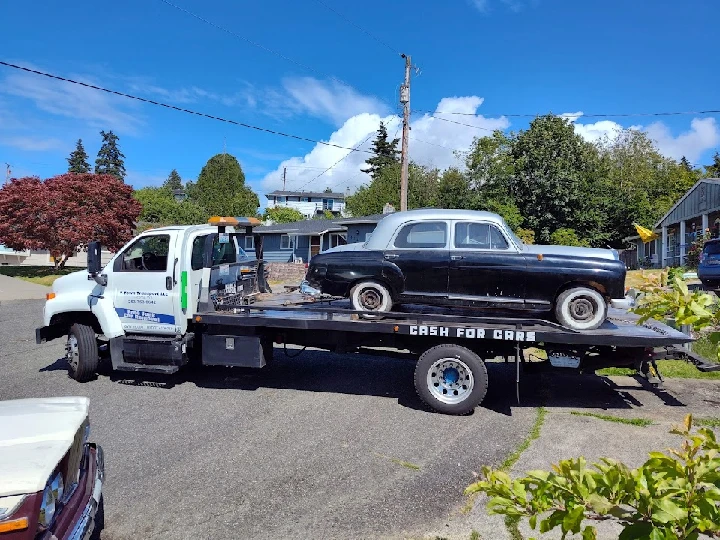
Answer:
xmin=454 ymin=222 xmax=509 ymax=250
xmin=116 ymin=235 xmax=170 ymax=272
xmin=191 ymin=235 xmax=209 ymax=271
xmin=394 ymin=222 xmax=447 ymax=249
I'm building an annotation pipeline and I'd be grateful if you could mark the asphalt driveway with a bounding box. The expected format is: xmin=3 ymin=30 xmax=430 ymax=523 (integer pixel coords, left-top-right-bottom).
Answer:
xmin=0 ymin=299 xmax=539 ymax=540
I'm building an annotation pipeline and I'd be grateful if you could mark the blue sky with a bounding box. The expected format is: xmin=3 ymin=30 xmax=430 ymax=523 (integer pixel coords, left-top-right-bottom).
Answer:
xmin=1 ymin=0 xmax=718 ymax=209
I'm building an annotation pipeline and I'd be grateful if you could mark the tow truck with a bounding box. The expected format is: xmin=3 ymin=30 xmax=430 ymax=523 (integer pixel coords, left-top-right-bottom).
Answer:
xmin=35 ymin=217 xmax=719 ymax=415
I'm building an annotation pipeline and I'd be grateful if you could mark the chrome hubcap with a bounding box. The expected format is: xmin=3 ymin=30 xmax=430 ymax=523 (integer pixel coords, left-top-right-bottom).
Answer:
xmin=427 ymin=358 xmax=474 ymax=404
xmin=66 ymin=335 xmax=79 ymax=371
xmin=569 ymin=297 xmax=596 ymax=321
xmin=359 ymin=287 xmax=383 ymax=310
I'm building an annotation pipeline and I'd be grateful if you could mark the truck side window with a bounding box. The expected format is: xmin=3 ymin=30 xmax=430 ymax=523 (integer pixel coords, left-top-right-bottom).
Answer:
xmin=191 ymin=235 xmax=208 ymax=271
xmin=116 ymin=235 xmax=170 ymax=272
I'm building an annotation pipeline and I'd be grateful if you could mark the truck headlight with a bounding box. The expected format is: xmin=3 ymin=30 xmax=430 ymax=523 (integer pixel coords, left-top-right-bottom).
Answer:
xmin=38 ymin=472 xmax=63 ymax=528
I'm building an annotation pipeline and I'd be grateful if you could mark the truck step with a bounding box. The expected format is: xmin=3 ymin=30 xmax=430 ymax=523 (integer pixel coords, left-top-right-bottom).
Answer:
xmin=112 ymin=361 xmax=179 ymax=375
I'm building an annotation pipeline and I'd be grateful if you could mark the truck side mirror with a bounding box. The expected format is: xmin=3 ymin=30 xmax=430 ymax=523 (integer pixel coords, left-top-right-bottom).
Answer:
xmin=88 ymin=241 xmax=102 ymax=275
xmin=87 ymin=241 xmax=107 ymax=286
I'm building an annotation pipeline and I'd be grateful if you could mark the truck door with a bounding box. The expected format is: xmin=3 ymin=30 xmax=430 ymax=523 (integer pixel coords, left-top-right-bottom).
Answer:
xmin=107 ymin=231 xmax=182 ymax=335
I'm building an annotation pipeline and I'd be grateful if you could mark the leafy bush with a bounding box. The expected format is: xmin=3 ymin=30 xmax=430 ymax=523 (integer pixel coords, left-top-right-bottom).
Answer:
xmin=466 ymin=415 xmax=720 ymax=540
xmin=516 ymin=227 xmax=535 ymax=245
xmin=263 ymin=206 xmax=305 ymax=224
xmin=687 ymin=232 xmax=712 ymax=269
xmin=550 ymin=228 xmax=588 ymax=247
xmin=632 ymin=276 xmax=717 ymax=330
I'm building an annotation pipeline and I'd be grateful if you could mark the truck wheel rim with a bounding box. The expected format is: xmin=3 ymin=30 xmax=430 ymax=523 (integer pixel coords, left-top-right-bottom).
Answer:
xmin=426 ymin=358 xmax=474 ymax=404
xmin=66 ymin=335 xmax=79 ymax=371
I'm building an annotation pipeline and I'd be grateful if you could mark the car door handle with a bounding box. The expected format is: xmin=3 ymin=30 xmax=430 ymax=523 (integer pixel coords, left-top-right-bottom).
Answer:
xmin=385 ymin=254 xmax=399 ymax=259
xmin=451 ymin=255 xmax=465 ymax=260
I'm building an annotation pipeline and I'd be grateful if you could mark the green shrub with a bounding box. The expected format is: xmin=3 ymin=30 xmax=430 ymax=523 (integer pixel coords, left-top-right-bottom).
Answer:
xmin=466 ymin=415 xmax=720 ymax=539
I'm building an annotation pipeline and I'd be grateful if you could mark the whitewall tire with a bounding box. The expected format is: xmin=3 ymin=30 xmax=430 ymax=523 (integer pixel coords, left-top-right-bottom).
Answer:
xmin=350 ymin=281 xmax=393 ymax=319
xmin=555 ymin=287 xmax=607 ymax=331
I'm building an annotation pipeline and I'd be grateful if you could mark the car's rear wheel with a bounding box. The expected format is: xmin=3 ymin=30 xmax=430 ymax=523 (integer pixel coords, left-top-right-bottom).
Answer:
xmin=67 ymin=323 xmax=99 ymax=382
xmin=555 ymin=286 xmax=607 ymax=331
xmin=350 ymin=280 xmax=393 ymax=319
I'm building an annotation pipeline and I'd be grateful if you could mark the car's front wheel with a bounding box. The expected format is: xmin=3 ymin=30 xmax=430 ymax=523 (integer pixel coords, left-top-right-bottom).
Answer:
xmin=350 ymin=280 xmax=393 ymax=319
xmin=555 ymin=286 xmax=608 ymax=331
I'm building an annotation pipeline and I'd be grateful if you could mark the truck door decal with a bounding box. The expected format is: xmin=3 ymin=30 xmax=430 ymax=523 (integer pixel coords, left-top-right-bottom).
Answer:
xmin=115 ymin=308 xmax=175 ymax=325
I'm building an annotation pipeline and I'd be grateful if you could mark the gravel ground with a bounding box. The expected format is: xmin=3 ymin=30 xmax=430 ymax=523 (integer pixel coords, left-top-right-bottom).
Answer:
xmin=0 ymin=299 xmax=537 ymax=540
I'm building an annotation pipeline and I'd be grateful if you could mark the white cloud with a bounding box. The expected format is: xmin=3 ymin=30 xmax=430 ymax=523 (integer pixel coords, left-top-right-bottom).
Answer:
xmin=470 ymin=0 xmax=489 ymax=12
xmin=469 ymin=0 xmax=532 ymax=13
xmin=568 ymin=112 xmax=720 ymax=162
xmin=0 ymin=63 xmax=143 ymax=134
xmin=125 ymin=170 xmax=167 ymax=188
xmin=281 ymin=77 xmax=390 ymax=126
xmin=644 ymin=118 xmax=719 ymax=163
xmin=258 ymin=96 xmax=510 ymax=195
xmin=0 ymin=136 xmax=64 ymax=152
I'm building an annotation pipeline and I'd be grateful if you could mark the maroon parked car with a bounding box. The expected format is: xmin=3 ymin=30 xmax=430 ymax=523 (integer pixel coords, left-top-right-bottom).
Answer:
xmin=0 ymin=397 xmax=104 ymax=540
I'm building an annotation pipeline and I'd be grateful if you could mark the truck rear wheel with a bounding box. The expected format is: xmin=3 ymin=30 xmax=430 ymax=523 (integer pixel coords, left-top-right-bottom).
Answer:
xmin=66 ymin=323 xmax=99 ymax=382
xmin=414 ymin=344 xmax=488 ymax=415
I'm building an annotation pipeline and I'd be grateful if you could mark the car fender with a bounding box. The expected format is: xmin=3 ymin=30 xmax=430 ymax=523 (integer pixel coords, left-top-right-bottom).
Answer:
xmin=45 ymin=284 xmax=124 ymax=339
xmin=380 ymin=262 xmax=405 ymax=294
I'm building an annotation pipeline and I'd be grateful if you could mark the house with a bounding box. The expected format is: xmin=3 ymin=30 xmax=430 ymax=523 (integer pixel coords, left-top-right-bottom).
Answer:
xmin=623 ymin=178 xmax=720 ymax=268
xmin=265 ymin=190 xmax=346 ymax=218
xmin=245 ymin=213 xmax=388 ymax=264
xmin=0 ymin=244 xmax=113 ymax=267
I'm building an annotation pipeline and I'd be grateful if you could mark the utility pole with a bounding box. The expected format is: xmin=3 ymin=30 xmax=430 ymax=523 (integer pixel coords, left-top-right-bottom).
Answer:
xmin=4 ymin=163 xmax=10 ymax=184
xmin=282 ymin=167 xmax=287 ymax=191
xmin=399 ymin=54 xmax=411 ymax=212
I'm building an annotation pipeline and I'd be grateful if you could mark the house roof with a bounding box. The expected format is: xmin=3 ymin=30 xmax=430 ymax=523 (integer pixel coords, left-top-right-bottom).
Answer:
xmin=332 ymin=213 xmax=388 ymax=225
xmin=265 ymin=190 xmax=345 ymax=199
xmin=654 ymin=178 xmax=720 ymax=228
xmin=255 ymin=219 xmax=346 ymax=236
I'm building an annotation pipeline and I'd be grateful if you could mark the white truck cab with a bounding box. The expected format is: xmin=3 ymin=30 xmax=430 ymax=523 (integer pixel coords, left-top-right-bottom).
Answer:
xmin=36 ymin=217 xmax=262 ymax=380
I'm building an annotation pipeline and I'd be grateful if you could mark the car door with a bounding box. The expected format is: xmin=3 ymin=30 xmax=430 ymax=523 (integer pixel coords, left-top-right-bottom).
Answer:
xmin=448 ymin=221 xmax=527 ymax=305
xmin=382 ymin=220 xmax=449 ymax=298
xmin=108 ymin=231 xmax=182 ymax=335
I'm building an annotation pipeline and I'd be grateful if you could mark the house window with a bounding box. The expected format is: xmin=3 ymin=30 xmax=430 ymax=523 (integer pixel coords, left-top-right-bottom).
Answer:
xmin=301 ymin=197 xmax=309 ymax=202
xmin=323 ymin=198 xmax=334 ymax=211
xmin=245 ymin=236 xmax=255 ymax=250
xmin=280 ymin=234 xmax=295 ymax=250
xmin=277 ymin=196 xmax=286 ymax=204
xmin=330 ymin=233 xmax=347 ymax=248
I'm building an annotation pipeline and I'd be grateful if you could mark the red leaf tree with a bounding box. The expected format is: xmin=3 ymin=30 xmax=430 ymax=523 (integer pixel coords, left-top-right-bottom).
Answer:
xmin=0 ymin=173 xmax=141 ymax=268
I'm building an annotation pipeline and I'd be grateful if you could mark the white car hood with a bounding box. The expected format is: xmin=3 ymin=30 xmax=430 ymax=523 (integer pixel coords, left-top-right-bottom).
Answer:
xmin=52 ymin=269 xmax=96 ymax=295
xmin=0 ymin=397 xmax=89 ymax=497
xmin=523 ymin=244 xmax=618 ymax=261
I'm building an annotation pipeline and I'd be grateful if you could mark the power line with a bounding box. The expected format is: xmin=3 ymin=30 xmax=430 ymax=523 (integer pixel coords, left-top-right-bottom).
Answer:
xmin=428 ymin=114 xmax=498 ymax=132
xmin=312 ymin=0 xmax=402 ymax=57
xmin=414 ymin=108 xmax=720 ymax=118
xmin=0 ymin=61 xmax=374 ymax=155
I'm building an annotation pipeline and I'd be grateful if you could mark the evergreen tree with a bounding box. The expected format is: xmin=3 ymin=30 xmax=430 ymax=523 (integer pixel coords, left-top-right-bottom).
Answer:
xmin=163 ymin=169 xmax=183 ymax=191
xmin=680 ymin=156 xmax=693 ymax=172
xmin=94 ymin=130 xmax=126 ymax=180
xmin=193 ymin=153 xmax=259 ymax=217
xmin=67 ymin=139 xmax=90 ymax=173
xmin=361 ymin=122 xmax=400 ymax=180
xmin=705 ymin=152 xmax=720 ymax=178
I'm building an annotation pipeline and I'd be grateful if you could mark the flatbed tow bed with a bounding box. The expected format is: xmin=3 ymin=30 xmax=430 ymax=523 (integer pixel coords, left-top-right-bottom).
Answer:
xmin=191 ymin=295 xmax=717 ymax=414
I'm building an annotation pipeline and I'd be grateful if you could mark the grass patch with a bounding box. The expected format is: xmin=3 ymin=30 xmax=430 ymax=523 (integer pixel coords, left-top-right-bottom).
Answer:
xmin=504 ymin=515 xmax=523 ymax=540
xmin=692 ymin=335 xmax=720 ymax=363
xmin=695 ymin=418 xmax=720 ymax=428
xmin=597 ymin=360 xmax=720 ymax=380
xmin=500 ymin=406 xmax=547 ymax=471
xmin=570 ymin=411 xmax=653 ymax=427
xmin=469 ymin=531 xmax=481 ymax=540
xmin=374 ymin=453 xmax=420 ymax=471
xmin=0 ymin=265 xmax=75 ymax=286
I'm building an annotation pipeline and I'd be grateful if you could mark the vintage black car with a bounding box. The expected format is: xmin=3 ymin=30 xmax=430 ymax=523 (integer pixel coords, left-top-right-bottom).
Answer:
xmin=304 ymin=209 xmax=629 ymax=331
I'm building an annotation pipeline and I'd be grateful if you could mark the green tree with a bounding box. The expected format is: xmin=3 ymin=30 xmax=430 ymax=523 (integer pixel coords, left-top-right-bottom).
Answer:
xmin=94 ymin=130 xmax=126 ymax=180
xmin=476 ymin=199 xmax=524 ymax=232
xmin=679 ymin=156 xmax=693 ymax=172
xmin=67 ymin=139 xmax=90 ymax=173
xmin=193 ymin=153 xmax=259 ymax=217
xmin=163 ymin=169 xmax=183 ymax=191
xmin=550 ymin=227 xmax=588 ymax=246
xmin=134 ymin=187 xmax=206 ymax=226
xmin=361 ymin=122 xmax=400 ymax=180
xmin=263 ymin=206 xmax=305 ymax=223
xmin=323 ymin=187 xmax=333 ymax=193
xmin=347 ymin=162 xmax=436 ymax=216
xmin=704 ymin=151 xmax=720 ymax=178
xmin=436 ymin=168 xmax=471 ymax=209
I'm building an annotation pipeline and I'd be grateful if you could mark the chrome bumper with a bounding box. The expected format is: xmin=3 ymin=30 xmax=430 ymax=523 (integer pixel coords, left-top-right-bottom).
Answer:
xmin=610 ymin=297 xmax=635 ymax=310
xmin=68 ymin=444 xmax=104 ymax=540
xmin=300 ymin=280 xmax=321 ymax=297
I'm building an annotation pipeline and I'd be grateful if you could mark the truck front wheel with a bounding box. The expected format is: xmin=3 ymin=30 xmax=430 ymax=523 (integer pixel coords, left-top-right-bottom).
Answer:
xmin=414 ymin=344 xmax=488 ymax=415
xmin=66 ymin=323 xmax=99 ymax=382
